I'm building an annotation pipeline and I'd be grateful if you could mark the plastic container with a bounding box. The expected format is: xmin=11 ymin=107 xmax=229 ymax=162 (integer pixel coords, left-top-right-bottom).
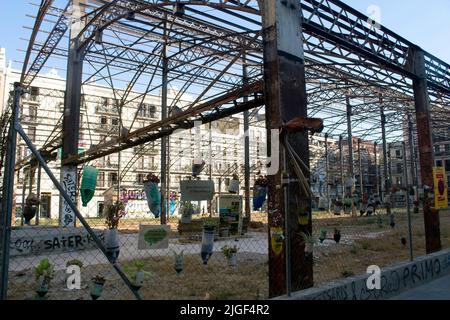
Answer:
xmin=80 ymin=166 xmax=99 ymax=207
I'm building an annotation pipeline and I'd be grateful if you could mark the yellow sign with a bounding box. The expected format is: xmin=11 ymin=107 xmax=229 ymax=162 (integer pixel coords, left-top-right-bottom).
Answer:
xmin=433 ymin=167 xmax=448 ymax=209
xmin=270 ymin=227 xmax=284 ymax=256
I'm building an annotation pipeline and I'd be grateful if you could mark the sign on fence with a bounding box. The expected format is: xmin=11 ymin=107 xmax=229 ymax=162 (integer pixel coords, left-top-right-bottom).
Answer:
xmin=180 ymin=180 xmax=215 ymax=201
xmin=10 ymin=227 xmax=105 ymax=257
xmin=138 ymin=225 xmax=170 ymax=250
xmin=433 ymin=167 xmax=448 ymax=209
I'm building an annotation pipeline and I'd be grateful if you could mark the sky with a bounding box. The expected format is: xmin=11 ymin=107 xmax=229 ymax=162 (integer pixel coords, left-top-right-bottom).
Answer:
xmin=0 ymin=0 xmax=449 ymax=69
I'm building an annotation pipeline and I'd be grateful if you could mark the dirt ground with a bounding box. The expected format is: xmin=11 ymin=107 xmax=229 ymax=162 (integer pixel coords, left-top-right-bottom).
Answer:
xmin=7 ymin=209 xmax=450 ymax=300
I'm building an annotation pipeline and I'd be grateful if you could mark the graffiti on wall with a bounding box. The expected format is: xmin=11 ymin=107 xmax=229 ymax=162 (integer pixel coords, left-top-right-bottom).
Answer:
xmin=61 ymin=168 xmax=77 ymax=227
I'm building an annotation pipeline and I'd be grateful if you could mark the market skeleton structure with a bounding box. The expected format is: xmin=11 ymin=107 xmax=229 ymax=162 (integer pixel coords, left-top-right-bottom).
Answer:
xmin=0 ymin=0 xmax=449 ymax=299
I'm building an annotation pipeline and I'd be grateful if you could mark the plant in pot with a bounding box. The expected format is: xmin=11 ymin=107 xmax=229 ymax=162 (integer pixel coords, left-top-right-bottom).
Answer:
xmin=221 ymin=245 xmax=239 ymax=268
xmin=252 ymin=175 xmax=268 ymax=211
xmin=201 ymin=219 xmax=217 ymax=265
xmin=143 ymin=173 xmax=161 ymax=219
xmin=180 ymin=201 xmax=194 ymax=224
xmin=127 ymin=260 xmax=151 ymax=291
xmin=300 ymin=232 xmax=316 ymax=256
xmin=333 ymin=228 xmax=342 ymax=244
xmin=23 ymin=193 xmax=40 ymax=225
xmin=319 ymin=229 xmax=328 ymax=243
xmin=34 ymin=258 xmax=54 ymax=298
xmin=104 ymin=200 xmax=125 ymax=263
xmin=174 ymin=251 xmax=184 ymax=275
xmin=90 ymin=275 xmax=106 ymax=300
xmin=228 ymin=174 xmax=240 ymax=194
xmin=219 ymin=224 xmax=230 ymax=238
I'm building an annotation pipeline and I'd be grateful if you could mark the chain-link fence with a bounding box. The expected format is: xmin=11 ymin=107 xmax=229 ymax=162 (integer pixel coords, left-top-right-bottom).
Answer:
xmin=2 ymin=90 xmax=450 ymax=301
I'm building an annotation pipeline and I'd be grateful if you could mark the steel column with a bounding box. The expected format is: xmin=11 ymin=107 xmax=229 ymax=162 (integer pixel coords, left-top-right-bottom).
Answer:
xmin=60 ymin=0 xmax=85 ymax=228
xmin=380 ymin=100 xmax=391 ymax=216
xmin=262 ymin=0 xmax=313 ymax=297
xmin=408 ymin=46 xmax=441 ymax=253
xmin=403 ymin=141 xmax=414 ymax=261
xmin=0 ymin=82 xmax=22 ymax=300
xmin=160 ymin=21 xmax=169 ymax=225
xmin=374 ymin=142 xmax=379 ymax=196
xmin=243 ymin=55 xmax=251 ymax=219
xmin=358 ymin=138 xmax=364 ymax=202
xmin=339 ymin=135 xmax=344 ymax=199
xmin=325 ymin=133 xmax=330 ymax=211
xmin=346 ymin=97 xmax=356 ymax=216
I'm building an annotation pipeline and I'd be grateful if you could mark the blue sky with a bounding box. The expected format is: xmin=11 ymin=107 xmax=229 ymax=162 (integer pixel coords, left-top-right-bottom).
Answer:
xmin=0 ymin=0 xmax=449 ymax=68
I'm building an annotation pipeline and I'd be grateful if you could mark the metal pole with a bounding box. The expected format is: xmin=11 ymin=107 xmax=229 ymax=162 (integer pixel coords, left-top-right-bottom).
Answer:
xmin=0 ymin=82 xmax=21 ymax=300
xmin=339 ymin=135 xmax=344 ymax=199
xmin=60 ymin=0 xmax=85 ymax=228
xmin=36 ymin=164 xmax=42 ymax=226
xmin=408 ymin=114 xmax=419 ymax=203
xmin=15 ymin=122 xmax=142 ymax=300
xmin=358 ymin=138 xmax=364 ymax=203
xmin=325 ymin=134 xmax=330 ymax=211
xmin=263 ymin=0 xmax=313 ymax=296
xmin=20 ymin=167 xmax=27 ymax=226
xmin=408 ymin=46 xmax=441 ymax=253
xmin=374 ymin=142 xmax=379 ymax=196
xmin=403 ymin=141 xmax=414 ymax=261
xmin=346 ymin=96 xmax=356 ymax=216
xmin=243 ymin=55 xmax=251 ymax=220
xmin=160 ymin=18 xmax=168 ymax=225
xmin=208 ymin=122 xmax=213 ymax=217
xmin=380 ymin=99 xmax=391 ymax=216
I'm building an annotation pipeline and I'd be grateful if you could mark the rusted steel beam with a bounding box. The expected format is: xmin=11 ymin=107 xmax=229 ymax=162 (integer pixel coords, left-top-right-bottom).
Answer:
xmin=262 ymin=0 xmax=313 ymax=297
xmin=407 ymin=46 xmax=442 ymax=253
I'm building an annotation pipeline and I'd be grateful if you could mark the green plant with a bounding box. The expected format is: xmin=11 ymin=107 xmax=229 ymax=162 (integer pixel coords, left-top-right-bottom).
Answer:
xmin=221 ymin=245 xmax=239 ymax=259
xmin=105 ymin=200 xmax=126 ymax=229
xmin=350 ymin=245 xmax=358 ymax=255
xmin=34 ymin=258 xmax=54 ymax=282
xmin=361 ymin=241 xmax=370 ymax=250
xmin=125 ymin=260 xmax=152 ymax=282
xmin=66 ymin=259 xmax=83 ymax=268
xmin=300 ymin=232 xmax=316 ymax=245
xmin=203 ymin=218 xmax=218 ymax=230
xmin=319 ymin=229 xmax=328 ymax=243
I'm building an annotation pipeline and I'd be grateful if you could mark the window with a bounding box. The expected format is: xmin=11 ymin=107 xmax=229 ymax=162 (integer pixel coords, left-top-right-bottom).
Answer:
xmin=100 ymin=116 xmax=107 ymax=125
xmin=436 ymin=160 xmax=443 ymax=167
xmin=97 ymin=172 xmax=105 ymax=188
xmin=395 ymin=149 xmax=401 ymax=158
xmin=435 ymin=145 xmax=441 ymax=153
xmin=98 ymin=202 xmax=105 ymax=218
xmin=446 ymin=160 xmax=450 ymax=172
xmin=29 ymin=105 xmax=37 ymax=121
xmin=109 ymin=172 xmax=118 ymax=187
xmin=136 ymin=173 xmax=145 ymax=184
xmin=111 ymin=118 xmax=119 ymax=126
xmin=28 ymin=126 xmax=36 ymax=142
xmin=396 ymin=163 xmax=403 ymax=174
xmin=446 ymin=144 xmax=450 ymax=153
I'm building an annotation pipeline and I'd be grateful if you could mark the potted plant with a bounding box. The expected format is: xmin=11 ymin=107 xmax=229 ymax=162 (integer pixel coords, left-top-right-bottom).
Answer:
xmin=221 ymin=245 xmax=239 ymax=267
xmin=180 ymin=202 xmax=194 ymax=224
xmin=253 ymin=176 xmax=268 ymax=211
xmin=104 ymin=200 xmax=125 ymax=263
xmin=300 ymin=232 xmax=316 ymax=256
xmin=90 ymin=275 xmax=106 ymax=300
xmin=174 ymin=251 xmax=184 ymax=275
xmin=128 ymin=260 xmax=151 ymax=291
xmin=319 ymin=229 xmax=327 ymax=243
xmin=228 ymin=174 xmax=240 ymax=194
xmin=143 ymin=173 xmax=161 ymax=218
xmin=34 ymin=258 xmax=54 ymax=298
xmin=219 ymin=225 xmax=230 ymax=238
xmin=333 ymin=228 xmax=341 ymax=243
xmin=23 ymin=193 xmax=40 ymax=225
xmin=201 ymin=219 xmax=217 ymax=265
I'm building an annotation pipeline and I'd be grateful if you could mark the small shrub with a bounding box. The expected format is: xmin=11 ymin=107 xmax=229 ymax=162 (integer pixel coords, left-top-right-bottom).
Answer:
xmin=341 ymin=270 xmax=355 ymax=278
